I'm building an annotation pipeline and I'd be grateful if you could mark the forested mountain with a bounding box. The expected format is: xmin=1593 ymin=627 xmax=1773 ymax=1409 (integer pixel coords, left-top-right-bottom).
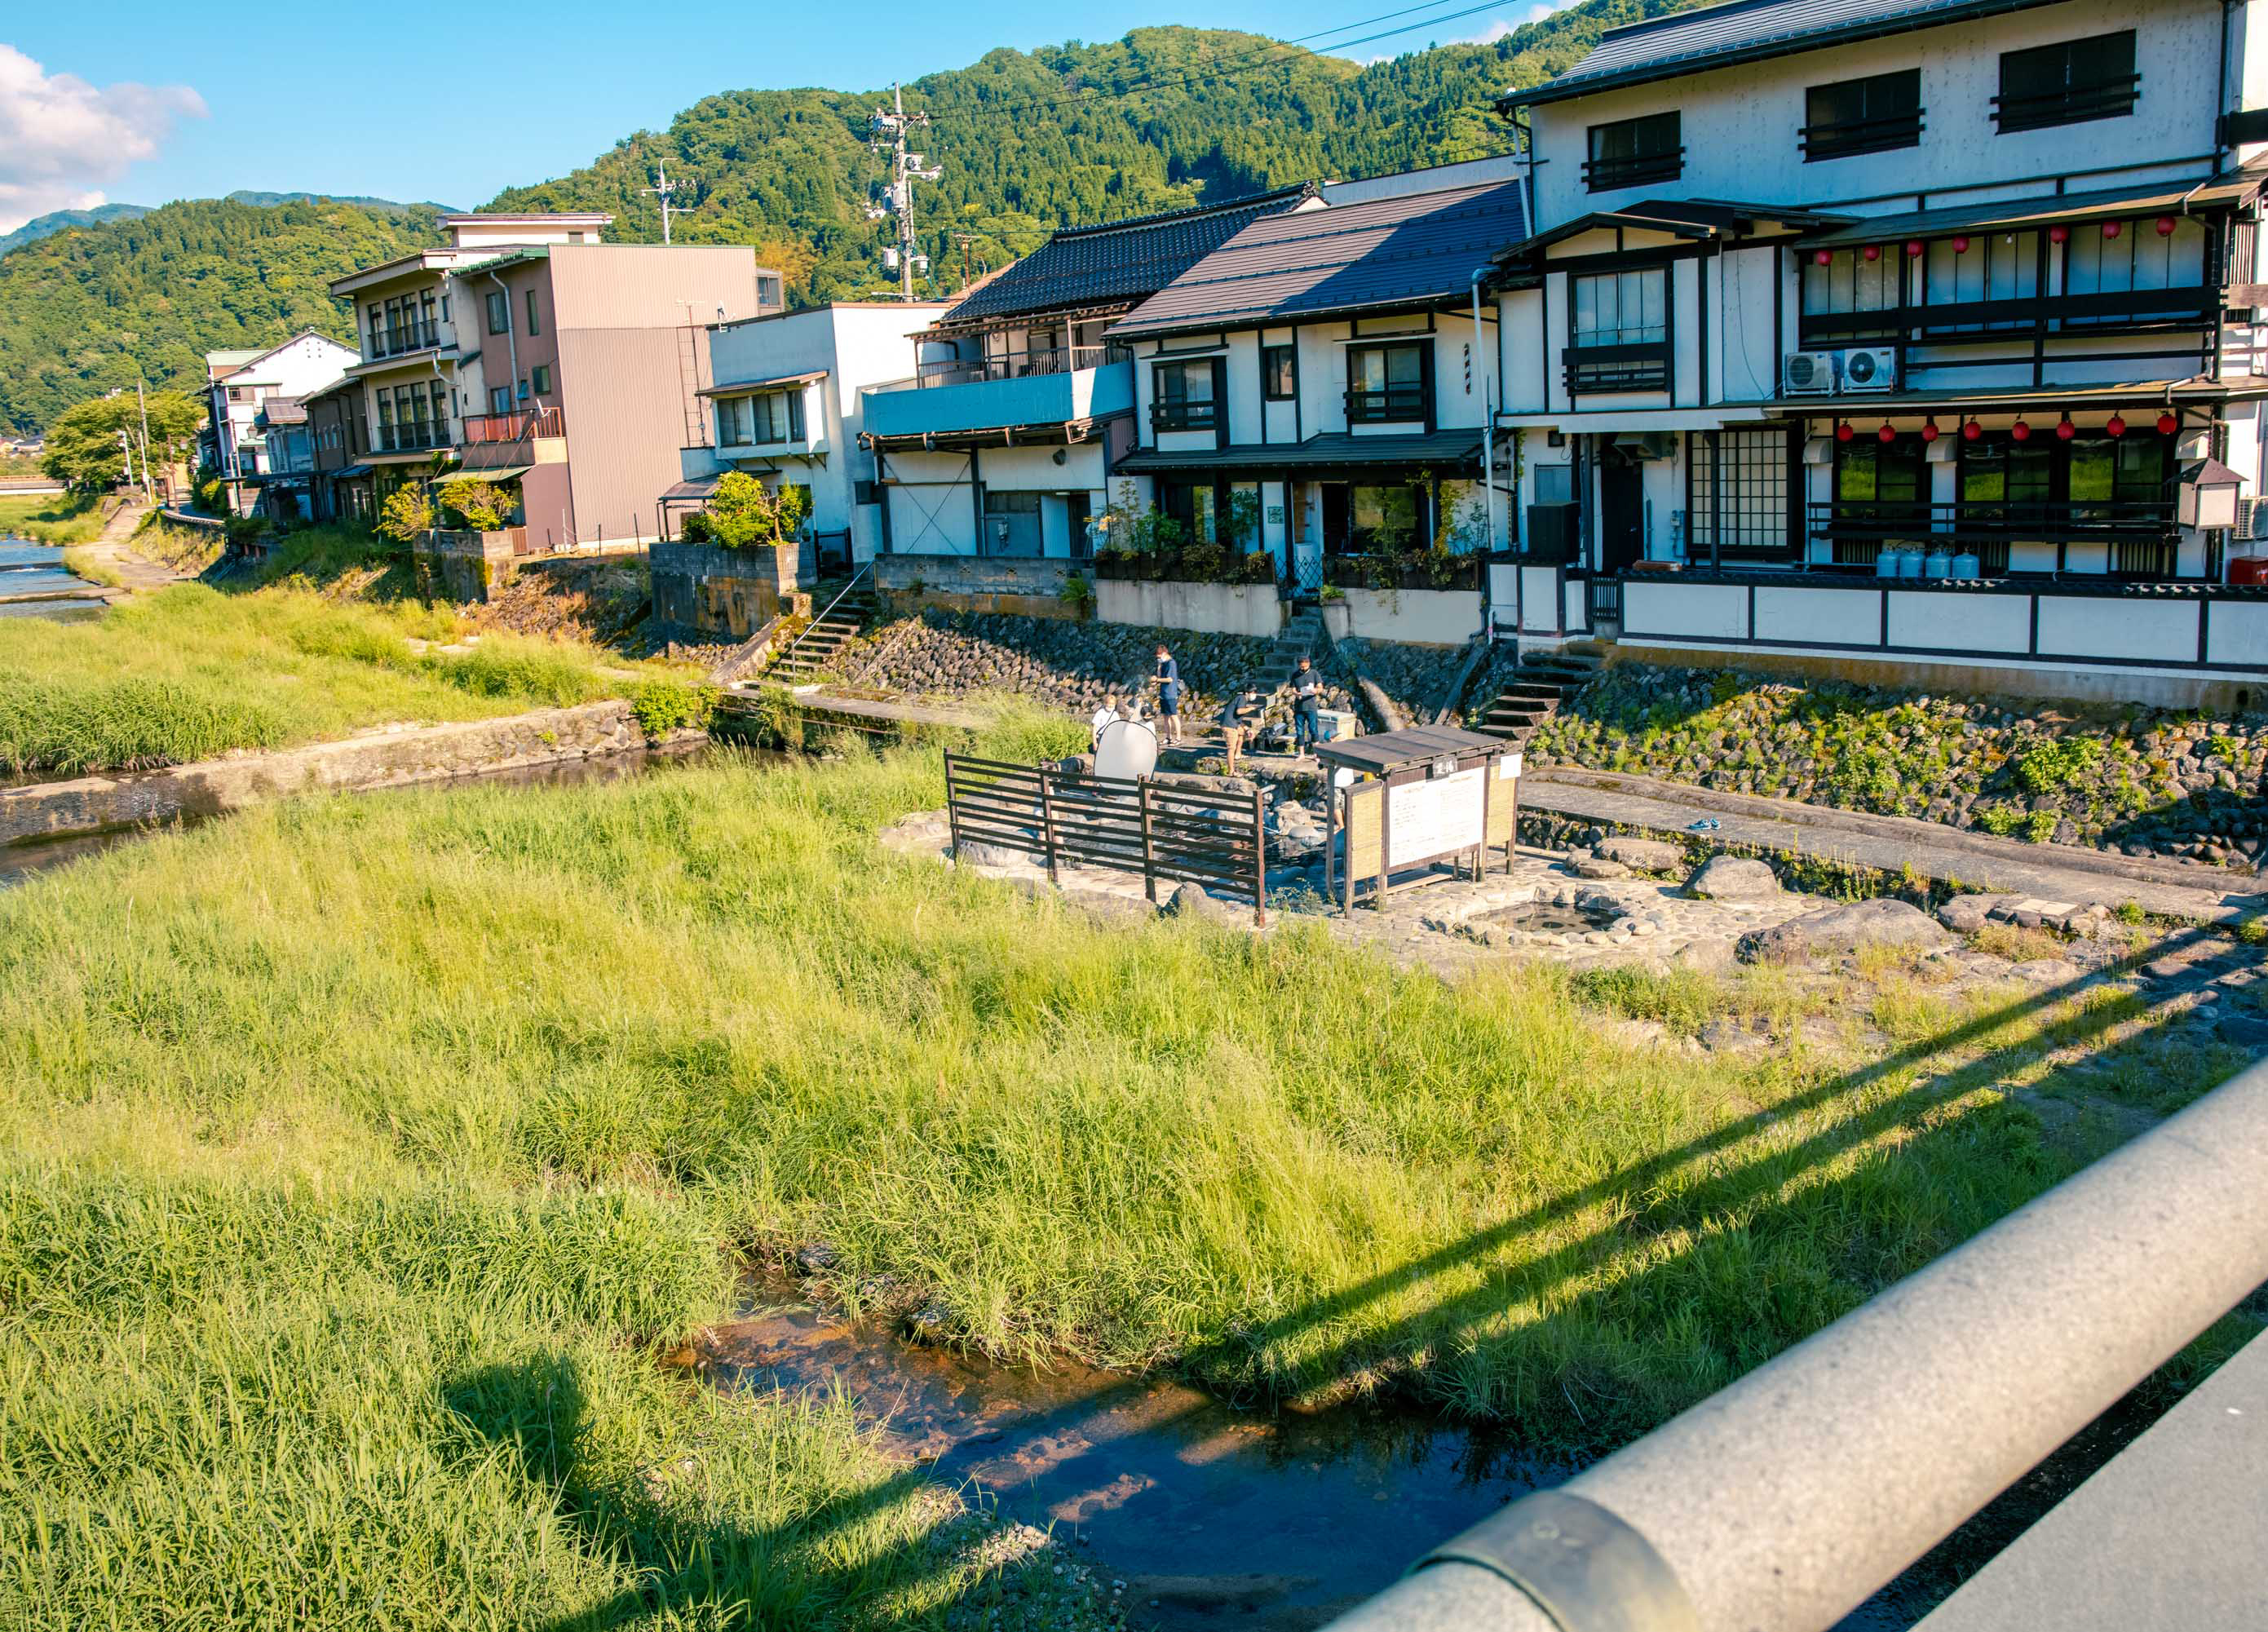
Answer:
xmin=0 ymin=204 xmax=152 ymax=259
xmin=0 ymin=198 xmax=433 ymax=435
xmin=0 ymin=3 xmax=1704 ymax=435
xmin=485 ymin=7 xmax=1676 ymax=299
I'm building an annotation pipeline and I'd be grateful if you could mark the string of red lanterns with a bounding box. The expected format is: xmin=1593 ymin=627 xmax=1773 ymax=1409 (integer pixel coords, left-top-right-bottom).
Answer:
xmin=1810 ymin=215 xmax=2182 ymax=264
xmin=1828 ymin=410 xmax=2181 ymax=442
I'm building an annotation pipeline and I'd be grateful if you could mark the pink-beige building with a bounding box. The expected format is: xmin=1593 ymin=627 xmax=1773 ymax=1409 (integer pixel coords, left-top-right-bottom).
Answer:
xmin=325 ymin=213 xmax=784 ymax=547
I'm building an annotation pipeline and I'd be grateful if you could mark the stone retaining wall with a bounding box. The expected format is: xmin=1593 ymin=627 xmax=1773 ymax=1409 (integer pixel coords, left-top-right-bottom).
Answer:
xmin=415 ymin=529 xmax=523 ymax=603
xmin=2 ymin=701 xmax=662 ymax=847
xmin=650 ymin=539 xmax=798 ymax=638
xmin=874 ymin=553 xmax=1079 ymax=621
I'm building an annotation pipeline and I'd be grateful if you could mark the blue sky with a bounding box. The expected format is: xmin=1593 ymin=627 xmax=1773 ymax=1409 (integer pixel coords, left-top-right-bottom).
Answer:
xmin=0 ymin=1 xmax=1547 ymax=232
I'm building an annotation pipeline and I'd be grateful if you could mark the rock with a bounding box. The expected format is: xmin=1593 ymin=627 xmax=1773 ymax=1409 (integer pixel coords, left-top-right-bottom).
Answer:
xmin=2009 ymin=958 xmax=2078 ymax=984
xmin=1739 ymin=899 xmax=1952 ymax=964
xmin=1700 ymin=1019 xmax=1767 ymax=1053
xmin=1595 ymin=835 xmax=1682 ymax=871
xmin=1670 ymin=938 xmax=1736 ymax=973
xmin=954 ymin=838 xmax=1036 ymax=867
xmin=1160 ymin=882 xmax=1240 ymax=924
xmin=1685 ymin=855 xmax=1782 ymax=900
xmin=1938 ymin=893 xmax=2022 ymax=934
xmin=796 ymin=1242 xmax=839 ymax=1272
xmin=2217 ymin=1014 xmax=2268 ymax=1047
xmin=1571 ymin=856 xmax=1631 ymax=879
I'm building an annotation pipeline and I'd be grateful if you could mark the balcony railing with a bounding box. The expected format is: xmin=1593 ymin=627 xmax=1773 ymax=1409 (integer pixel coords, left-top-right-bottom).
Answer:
xmin=1151 ymin=397 xmax=1218 ymax=432
xmin=1992 ymin=74 xmax=2141 ymax=134
xmin=364 ymin=321 xmax=442 ymax=360
xmin=375 ymin=422 xmax=450 ymax=453
xmin=1345 ymin=385 xmax=1427 ymax=424
xmin=1582 ymin=148 xmax=1682 ymax=192
xmin=1563 ymin=341 xmax=1671 ymax=396
xmin=895 ymin=345 xmax=1118 ymax=390
xmin=1806 ymin=498 xmax=2181 ymax=577
xmin=462 ymin=406 xmax=564 ymax=444
xmin=1800 ymin=108 xmax=1924 ymax=161
xmin=1797 ymin=285 xmax=2218 ymax=348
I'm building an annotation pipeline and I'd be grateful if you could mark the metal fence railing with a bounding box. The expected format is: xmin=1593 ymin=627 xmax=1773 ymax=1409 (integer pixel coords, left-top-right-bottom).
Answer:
xmin=944 ymin=752 xmax=1268 ymax=923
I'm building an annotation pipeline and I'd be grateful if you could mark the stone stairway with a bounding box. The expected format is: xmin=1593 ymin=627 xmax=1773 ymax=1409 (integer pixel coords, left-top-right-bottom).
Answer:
xmin=769 ymin=585 xmax=879 ymax=682
xmin=1253 ymin=608 xmax=1327 ymax=693
xmin=1474 ymin=641 xmax=1606 ymax=747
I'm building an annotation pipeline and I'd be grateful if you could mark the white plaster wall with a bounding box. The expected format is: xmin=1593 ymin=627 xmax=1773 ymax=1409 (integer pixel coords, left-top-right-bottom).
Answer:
xmin=1564 ymin=577 xmax=1591 ymax=631
xmin=976 ymin=443 xmax=1104 ymax=493
xmin=2036 ymin=595 xmax=2199 ymax=661
xmin=1341 ymin=588 xmax=1483 ymax=645
xmin=1886 ymin=589 xmax=2032 ymax=652
xmin=2206 ymin=600 xmax=2268 ymax=667
xmin=1625 ymin=577 xmax=1749 ymax=639
xmin=1528 ymin=0 xmax=2226 ymax=227
xmin=1756 ymin=584 xmax=1883 ymax=646
xmin=1095 ymin=579 xmax=1282 ymax=637
xmin=882 ymin=447 xmax=977 ymax=555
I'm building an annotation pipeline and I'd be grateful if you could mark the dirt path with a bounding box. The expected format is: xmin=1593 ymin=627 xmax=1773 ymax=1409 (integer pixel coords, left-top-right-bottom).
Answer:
xmin=77 ymin=502 xmax=204 ymax=599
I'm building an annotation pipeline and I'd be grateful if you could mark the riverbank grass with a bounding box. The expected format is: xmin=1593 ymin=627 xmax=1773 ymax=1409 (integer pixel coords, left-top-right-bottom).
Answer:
xmin=0 ymin=581 xmax=692 ymax=774
xmin=0 ymin=732 xmax=2253 ymax=1625
xmin=0 ymin=492 xmax=104 ymax=545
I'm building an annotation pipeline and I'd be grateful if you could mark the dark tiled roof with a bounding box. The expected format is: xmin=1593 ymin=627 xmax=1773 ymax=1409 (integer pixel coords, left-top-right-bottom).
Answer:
xmin=257 ymin=396 xmax=308 ymax=427
xmin=1512 ymin=0 xmax=2068 ymax=107
xmin=1111 ymin=181 xmax=1529 ymax=338
xmin=1112 ymin=429 xmax=1484 ymax=474
xmin=939 ymin=186 xmax=1311 ymax=328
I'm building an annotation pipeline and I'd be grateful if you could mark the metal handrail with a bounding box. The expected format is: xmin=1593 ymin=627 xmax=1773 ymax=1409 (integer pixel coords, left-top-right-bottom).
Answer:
xmin=771 ymin=559 xmax=872 ymax=674
xmin=1329 ymin=1046 xmax=2268 ymax=1631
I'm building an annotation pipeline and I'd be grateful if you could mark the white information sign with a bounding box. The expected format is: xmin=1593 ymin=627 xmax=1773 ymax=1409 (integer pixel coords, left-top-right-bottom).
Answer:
xmin=1387 ymin=766 xmax=1486 ymax=868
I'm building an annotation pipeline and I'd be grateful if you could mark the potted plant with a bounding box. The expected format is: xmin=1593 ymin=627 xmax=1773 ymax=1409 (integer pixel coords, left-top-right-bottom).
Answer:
xmin=1320 ymin=583 xmax=1351 ymax=639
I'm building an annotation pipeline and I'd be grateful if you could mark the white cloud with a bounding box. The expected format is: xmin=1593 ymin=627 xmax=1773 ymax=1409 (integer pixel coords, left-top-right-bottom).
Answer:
xmin=1460 ymin=3 xmax=1566 ymax=45
xmin=0 ymin=46 xmax=206 ymax=232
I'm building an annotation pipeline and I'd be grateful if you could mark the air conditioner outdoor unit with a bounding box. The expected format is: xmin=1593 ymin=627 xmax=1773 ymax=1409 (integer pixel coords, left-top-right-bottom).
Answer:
xmin=2238 ymin=494 xmax=2268 ymax=541
xmin=1782 ymin=351 xmax=1839 ymax=396
xmin=1838 ymin=347 xmax=1897 ymax=393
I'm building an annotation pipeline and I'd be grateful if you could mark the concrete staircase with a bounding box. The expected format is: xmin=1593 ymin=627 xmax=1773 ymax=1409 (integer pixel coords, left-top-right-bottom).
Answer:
xmin=1253 ymin=608 xmax=1327 ymax=693
xmin=1474 ymin=641 xmax=1606 ymax=748
xmin=768 ymin=582 xmax=879 ymax=682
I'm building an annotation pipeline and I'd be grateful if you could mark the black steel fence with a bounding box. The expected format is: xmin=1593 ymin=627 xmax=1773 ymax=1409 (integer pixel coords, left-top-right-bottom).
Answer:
xmin=943 ymin=753 xmax=1268 ymax=924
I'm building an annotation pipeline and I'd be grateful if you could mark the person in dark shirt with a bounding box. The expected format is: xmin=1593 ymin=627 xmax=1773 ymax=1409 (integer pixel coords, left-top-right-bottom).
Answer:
xmin=1218 ymin=684 xmax=1265 ymax=773
xmin=1152 ymin=644 xmax=1183 ymax=745
xmin=1291 ymin=657 xmax=1325 ymax=750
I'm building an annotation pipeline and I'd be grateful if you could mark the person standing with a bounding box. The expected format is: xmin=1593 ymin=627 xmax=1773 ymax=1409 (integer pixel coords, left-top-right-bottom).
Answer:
xmin=1218 ymin=683 xmax=1264 ymax=774
xmin=1090 ymin=693 xmax=1122 ymax=750
xmin=1291 ymin=656 xmax=1325 ymax=751
xmin=1152 ymin=644 xmax=1183 ymax=746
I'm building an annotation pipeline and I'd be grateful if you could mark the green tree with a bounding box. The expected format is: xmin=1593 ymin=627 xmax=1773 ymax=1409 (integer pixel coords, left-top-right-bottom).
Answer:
xmin=375 ymin=485 xmax=435 ymax=544
xmin=701 ymin=471 xmax=807 ymax=548
xmin=41 ymin=391 xmax=203 ymax=494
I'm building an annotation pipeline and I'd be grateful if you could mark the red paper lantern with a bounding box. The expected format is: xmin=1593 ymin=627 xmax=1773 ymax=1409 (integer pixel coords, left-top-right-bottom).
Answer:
xmin=1921 ymin=418 xmax=1941 ymax=443
xmin=1952 ymin=235 xmax=1971 ymax=254
xmin=1863 ymin=243 xmax=1882 ymax=262
xmin=1905 ymin=239 xmax=1925 ymax=259
xmin=2049 ymin=224 xmax=2070 ymax=244
xmin=2106 ymin=414 xmax=2127 ymax=437
xmin=2055 ymin=413 xmax=2077 ymax=440
xmin=2157 ymin=411 xmax=2179 ymax=435
xmin=1877 ymin=422 xmax=1897 ymax=444
xmin=2011 ymin=418 xmax=2033 ymax=441
xmin=1961 ymin=418 xmax=1983 ymax=441
xmin=1813 ymin=248 xmax=1833 ymax=266
xmin=1836 ymin=420 xmax=1855 ymax=443
xmin=2156 ymin=215 xmax=2177 ymax=237
xmin=2102 ymin=219 xmax=2123 ymax=240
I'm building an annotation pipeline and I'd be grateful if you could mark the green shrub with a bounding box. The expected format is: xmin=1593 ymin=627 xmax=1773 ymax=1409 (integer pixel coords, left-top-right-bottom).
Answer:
xmin=2014 ymin=736 xmax=2102 ymax=795
xmin=1976 ymin=803 xmax=2026 ymax=837
xmin=626 ymin=679 xmax=719 ymax=739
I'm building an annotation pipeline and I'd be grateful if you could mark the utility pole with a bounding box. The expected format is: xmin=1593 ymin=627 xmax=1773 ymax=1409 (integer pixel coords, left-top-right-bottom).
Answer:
xmin=135 ymin=378 xmax=156 ymax=502
xmin=870 ymin=86 xmax=939 ymax=299
xmin=953 ymin=232 xmax=979 ymax=294
xmin=643 ymin=160 xmax=677 ymax=246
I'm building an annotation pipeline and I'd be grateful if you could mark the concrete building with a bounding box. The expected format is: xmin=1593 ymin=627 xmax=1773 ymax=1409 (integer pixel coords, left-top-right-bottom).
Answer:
xmin=1487 ymin=0 xmax=2268 ymax=702
xmin=326 ymin=213 xmax=785 ymax=545
xmin=200 ymin=332 xmax=361 ymax=507
xmin=666 ymin=301 xmax=951 ymax=568
xmin=303 ymin=375 xmax=372 ymax=522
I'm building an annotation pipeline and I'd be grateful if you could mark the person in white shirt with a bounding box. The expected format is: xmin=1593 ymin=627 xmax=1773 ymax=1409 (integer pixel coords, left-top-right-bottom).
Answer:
xmin=1090 ymin=694 xmax=1122 ymax=749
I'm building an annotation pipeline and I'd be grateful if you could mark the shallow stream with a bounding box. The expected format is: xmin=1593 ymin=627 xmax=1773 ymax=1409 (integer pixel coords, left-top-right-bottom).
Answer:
xmin=0 ymin=537 xmax=101 ymax=617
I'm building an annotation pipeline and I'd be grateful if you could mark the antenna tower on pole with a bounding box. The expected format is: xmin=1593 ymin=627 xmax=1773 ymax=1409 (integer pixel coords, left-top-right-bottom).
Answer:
xmin=643 ymin=160 xmax=678 ymax=246
xmin=869 ymin=86 xmax=939 ymax=299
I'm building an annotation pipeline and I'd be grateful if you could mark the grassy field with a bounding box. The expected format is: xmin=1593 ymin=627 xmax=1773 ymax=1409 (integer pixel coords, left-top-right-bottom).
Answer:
xmin=0 ymin=722 xmax=2253 ymax=1626
xmin=0 ymin=576 xmax=695 ymax=776
xmin=0 ymin=492 xmax=105 ymax=546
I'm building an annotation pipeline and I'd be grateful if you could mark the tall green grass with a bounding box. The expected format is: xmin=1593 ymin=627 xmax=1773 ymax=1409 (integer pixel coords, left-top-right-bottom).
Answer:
xmin=0 ymin=582 xmax=674 ymax=774
xmin=0 ymin=734 xmax=2251 ymax=1623
xmin=0 ymin=493 xmax=104 ymax=545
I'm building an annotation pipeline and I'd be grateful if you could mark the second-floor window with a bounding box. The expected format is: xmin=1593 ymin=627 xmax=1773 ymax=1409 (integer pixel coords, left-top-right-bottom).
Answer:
xmin=1585 ymin=112 xmax=1681 ymax=192
xmin=525 ymin=290 xmax=542 ymax=337
xmin=1573 ymin=269 xmax=1667 ymax=348
xmin=1802 ymin=69 xmax=1921 ymax=161
xmin=1346 ymin=343 xmax=1426 ymax=423
xmin=1261 ymin=343 xmax=1295 ymax=401
xmin=1152 ymin=360 xmax=1217 ymax=431
xmin=531 ymin=365 xmax=552 ymax=396
xmin=753 ymin=390 xmax=803 ymax=444
xmin=1995 ymin=31 xmax=2138 ymax=133
xmin=716 ymin=397 xmax=747 ymax=445
xmin=485 ymin=291 xmax=511 ymax=334
xmin=490 ymin=386 xmax=512 ymax=416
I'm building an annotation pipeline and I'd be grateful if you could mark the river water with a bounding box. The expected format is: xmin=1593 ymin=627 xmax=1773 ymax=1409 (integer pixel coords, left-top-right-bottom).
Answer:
xmin=0 ymin=537 xmax=101 ymax=620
